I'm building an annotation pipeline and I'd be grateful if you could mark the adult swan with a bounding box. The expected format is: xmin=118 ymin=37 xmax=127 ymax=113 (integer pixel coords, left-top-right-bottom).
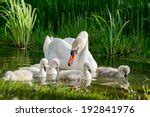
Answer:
xmin=43 ymin=31 xmax=97 ymax=77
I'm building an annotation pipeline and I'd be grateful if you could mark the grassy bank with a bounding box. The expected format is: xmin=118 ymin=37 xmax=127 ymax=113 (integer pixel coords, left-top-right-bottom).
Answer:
xmin=0 ymin=80 xmax=148 ymax=100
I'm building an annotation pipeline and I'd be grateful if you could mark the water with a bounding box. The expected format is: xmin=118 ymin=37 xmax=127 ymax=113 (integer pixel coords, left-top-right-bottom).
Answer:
xmin=0 ymin=46 xmax=150 ymax=92
xmin=93 ymin=55 xmax=150 ymax=91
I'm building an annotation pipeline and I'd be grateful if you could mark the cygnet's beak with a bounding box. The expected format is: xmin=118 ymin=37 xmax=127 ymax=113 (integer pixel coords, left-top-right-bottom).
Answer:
xmin=56 ymin=67 xmax=59 ymax=72
xmin=44 ymin=64 xmax=49 ymax=72
xmin=124 ymin=74 xmax=127 ymax=78
xmin=88 ymin=68 xmax=92 ymax=73
xmin=44 ymin=66 xmax=46 ymax=72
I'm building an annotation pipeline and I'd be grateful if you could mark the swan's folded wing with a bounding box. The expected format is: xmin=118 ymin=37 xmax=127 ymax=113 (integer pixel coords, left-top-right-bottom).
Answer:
xmin=43 ymin=35 xmax=53 ymax=53
xmin=45 ymin=38 xmax=72 ymax=61
xmin=64 ymin=37 xmax=75 ymax=45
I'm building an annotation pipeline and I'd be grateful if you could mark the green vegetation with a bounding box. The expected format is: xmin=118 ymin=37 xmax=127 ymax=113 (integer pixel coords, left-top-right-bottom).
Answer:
xmin=0 ymin=80 xmax=148 ymax=100
xmin=0 ymin=0 xmax=37 ymax=48
xmin=0 ymin=0 xmax=148 ymax=57
xmin=27 ymin=0 xmax=149 ymax=58
xmin=0 ymin=0 xmax=149 ymax=99
xmin=0 ymin=80 xmax=102 ymax=100
xmin=91 ymin=9 xmax=129 ymax=56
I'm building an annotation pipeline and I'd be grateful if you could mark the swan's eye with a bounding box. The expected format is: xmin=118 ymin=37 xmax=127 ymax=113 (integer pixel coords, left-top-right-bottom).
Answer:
xmin=70 ymin=50 xmax=74 ymax=55
xmin=71 ymin=48 xmax=79 ymax=55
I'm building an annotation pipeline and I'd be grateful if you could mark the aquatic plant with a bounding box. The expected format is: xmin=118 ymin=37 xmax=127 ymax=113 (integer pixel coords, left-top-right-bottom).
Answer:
xmin=25 ymin=0 xmax=148 ymax=36
xmin=58 ymin=16 xmax=88 ymax=38
xmin=91 ymin=8 xmax=129 ymax=56
xmin=0 ymin=0 xmax=37 ymax=48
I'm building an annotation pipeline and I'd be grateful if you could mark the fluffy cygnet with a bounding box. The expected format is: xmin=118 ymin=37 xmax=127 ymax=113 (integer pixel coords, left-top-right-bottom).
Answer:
xmin=3 ymin=70 xmax=33 ymax=81
xmin=46 ymin=58 xmax=60 ymax=83
xmin=96 ymin=65 xmax=130 ymax=79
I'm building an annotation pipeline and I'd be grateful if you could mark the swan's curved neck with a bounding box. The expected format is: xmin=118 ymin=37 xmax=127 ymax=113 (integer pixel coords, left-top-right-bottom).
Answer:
xmin=80 ymin=38 xmax=88 ymax=54
xmin=40 ymin=68 xmax=44 ymax=73
xmin=39 ymin=65 xmax=46 ymax=73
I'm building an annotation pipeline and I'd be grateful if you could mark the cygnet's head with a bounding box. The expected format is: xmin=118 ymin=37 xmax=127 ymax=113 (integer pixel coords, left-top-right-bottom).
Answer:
xmin=3 ymin=71 xmax=15 ymax=80
xmin=118 ymin=65 xmax=130 ymax=78
xmin=40 ymin=58 xmax=49 ymax=71
xmin=49 ymin=58 xmax=60 ymax=69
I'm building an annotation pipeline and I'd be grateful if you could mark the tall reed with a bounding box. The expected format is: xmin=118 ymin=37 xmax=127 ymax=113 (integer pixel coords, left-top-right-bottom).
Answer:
xmin=25 ymin=0 xmax=148 ymax=37
xmin=91 ymin=8 xmax=129 ymax=56
xmin=58 ymin=16 xmax=88 ymax=38
xmin=0 ymin=0 xmax=37 ymax=48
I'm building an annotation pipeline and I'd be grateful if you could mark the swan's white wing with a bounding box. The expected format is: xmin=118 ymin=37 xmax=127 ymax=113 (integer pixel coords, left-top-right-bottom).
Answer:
xmin=64 ymin=37 xmax=75 ymax=45
xmin=43 ymin=36 xmax=52 ymax=53
xmin=44 ymin=38 xmax=72 ymax=69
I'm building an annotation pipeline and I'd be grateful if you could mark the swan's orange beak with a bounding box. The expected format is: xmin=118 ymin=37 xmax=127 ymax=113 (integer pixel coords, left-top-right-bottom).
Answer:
xmin=68 ymin=54 xmax=77 ymax=66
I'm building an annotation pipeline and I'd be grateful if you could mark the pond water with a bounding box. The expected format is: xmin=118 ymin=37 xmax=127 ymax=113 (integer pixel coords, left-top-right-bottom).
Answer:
xmin=0 ymin=45 xmax=150 ymax=93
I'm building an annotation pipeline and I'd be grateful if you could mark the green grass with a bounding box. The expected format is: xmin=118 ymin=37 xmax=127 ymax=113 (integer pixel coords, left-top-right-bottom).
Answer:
xmin=0 ymin=80 xmax=148 ymax=100
xmin=0 ymin=0 xmax=37 ymax=48
xmin=0 ymin=80 xmax=104 ymax=100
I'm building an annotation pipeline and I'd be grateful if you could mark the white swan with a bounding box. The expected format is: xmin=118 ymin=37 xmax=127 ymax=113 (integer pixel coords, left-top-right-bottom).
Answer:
xmin=20 ymin=58 xmax=49 ymax=83
xmin=43 ymin=31 xmax=97 ymax=77
xmin=96 ymin=65 xmax=130 ymax=79
xmin=58 ymin=63 xmax=92 ymax=87
xmin=3 ymin=70 xmax=33 ymax=81
xmin=46 ymin=58 xmax=60 ymax=82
